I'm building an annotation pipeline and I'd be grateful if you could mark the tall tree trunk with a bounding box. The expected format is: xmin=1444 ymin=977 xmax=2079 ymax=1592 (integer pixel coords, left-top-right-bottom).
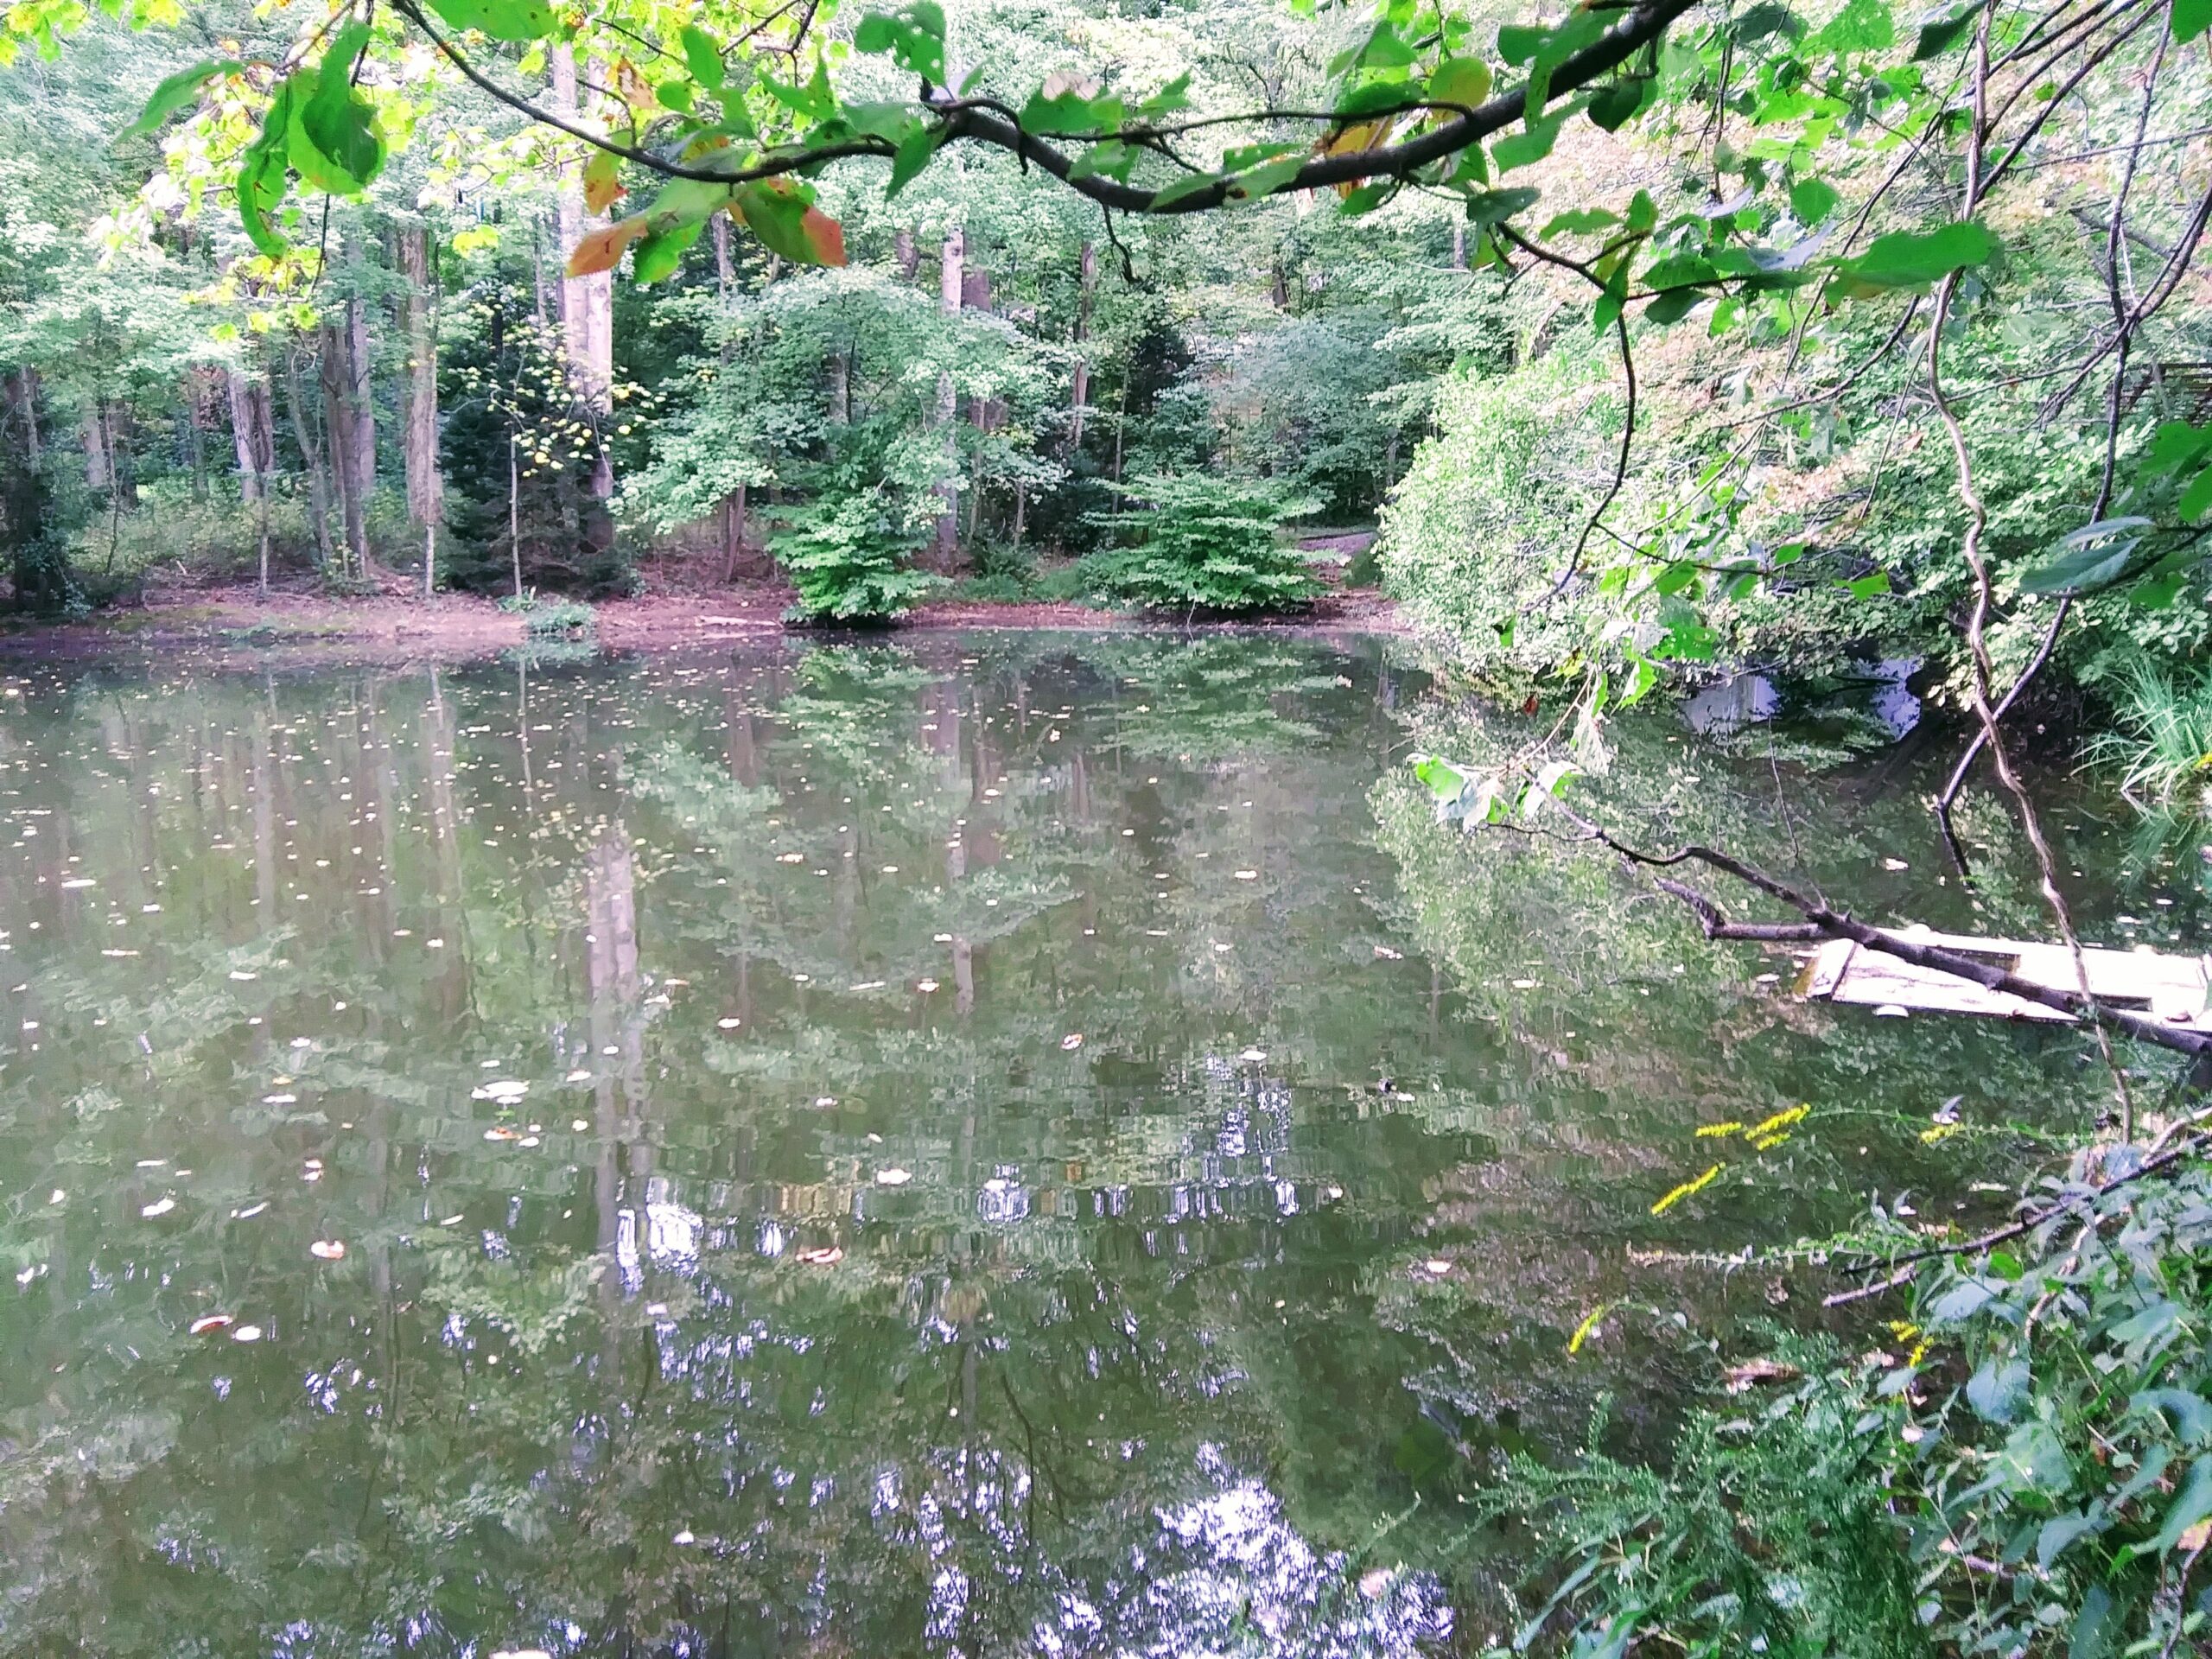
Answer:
xmin=893 ymin=228 xmax=918 ymax=280
xmin=933 ymin=226 xmax=963 ymax=567
xmin=829 ymin=348 xmax=849 ymax=426
xmin=395 ymin=223 xmax=444 ymax=600
xmin=6 ymin=368 xmax=40 ymax=474
xmin=227 ymin=369 xmax=270 ymax=505
xmin=280 ymin=347 xmax=338 ymax=572
xmin=82 ymin=402 xmax=111 ymax=492
xmin=711 ymin=210 xmax=735 ymax=304
xmin=1069 ymin=239 xmax=1096 ymax=453
xmin=181 ymin=372 xmax=210 ymax=504
xmin=339 ymin=237 xmax=377 ymax=511
xmin=1450 ymin=221 xmax=1468 ymax=270
xmin=320 ymin=325 xmax=373 ymax=578
xmin=718 ymin=485 xmax=747 ymax=584
xmin=553 ymin=45 xmax=617 ymax=543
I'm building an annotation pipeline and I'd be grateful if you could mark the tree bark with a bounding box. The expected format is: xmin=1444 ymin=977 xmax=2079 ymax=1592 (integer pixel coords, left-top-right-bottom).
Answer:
xmin=934 ymin=226 xmax=963 ymax=566
xmin=395 ymin=222 xmax=444 ymax=600
xmin=711 ymin=210 xmax=735 ymax=304
xmin=718 ymin=485 xmax=747 ymax=583
xmin=280 ymin=347 xmax=338 ymax=572
xmin=6 ymin=368 xmax=40 ymax=474
xmin=226 ymin=368 xmax=272 ymax=505
xmin=181 ymin=372 xmax=210 ymax=504
xmin=1069 ymin=240 xmax=1096 ymax=452
xmin=893 ymin=228 xmax=918 ymax=280
xmin=319 ymin=326 xmax=373 ymax=578
xmin=553 ymin=45 xmax=617 ymax=537
xmin=82 ymin=403 xmax=111 ymax=492
xmin=339 ymin=236 xmax=377 ymax=510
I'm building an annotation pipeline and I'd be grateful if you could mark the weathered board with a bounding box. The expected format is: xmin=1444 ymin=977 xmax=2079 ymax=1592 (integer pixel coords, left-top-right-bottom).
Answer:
xmin=1797 ymin=924 xmax=2211 ymax=1029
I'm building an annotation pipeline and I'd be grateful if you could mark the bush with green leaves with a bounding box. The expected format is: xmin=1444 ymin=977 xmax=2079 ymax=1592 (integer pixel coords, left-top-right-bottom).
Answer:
xmin=772 ymin=491 xmax=944 ymax=625
xmin=1484 ymin=1141 xmax=2212 ymax=1659
xmin=1084 ymin=474 xmax=1322 ymax=616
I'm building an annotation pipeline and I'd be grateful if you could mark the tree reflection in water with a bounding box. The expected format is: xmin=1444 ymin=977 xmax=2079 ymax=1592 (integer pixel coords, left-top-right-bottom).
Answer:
xmin=0 ymin=634 xmax=2140 ymax=1655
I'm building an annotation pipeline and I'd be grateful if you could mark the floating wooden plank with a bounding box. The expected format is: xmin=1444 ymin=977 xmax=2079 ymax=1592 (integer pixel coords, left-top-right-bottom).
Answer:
xmin=1796 ymin=925 xmax=2211 ymax=1029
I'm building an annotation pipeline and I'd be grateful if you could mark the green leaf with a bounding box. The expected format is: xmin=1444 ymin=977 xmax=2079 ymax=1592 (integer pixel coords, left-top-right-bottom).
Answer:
xmin=1626 ymin=188 xmax=1657 ymax=233
xmin=1068 ymin=139 xmax=1138 ymax=182
xmin=1494 ymin=100 xmax=1578 ymax=172
xmin=1842 ymin=570 xmax=1891 ymax=597
xmin=1412 ymin=753 xmax=1471 ymax=800
xmin=1808 ymin=0 xmax=1895 ymax=52
xmin=1789 ymin=177 xmax=1840 ymax=223
xmin=1587 ymin=78 xmax=1650 ymax=130
xmin=1967 ymin=1357 xmax=2029 ymax=1423
xmin=299 ymin=22 xmax=384 ymax=191
xmin=1229 ymin=153 xmax=1307 ymax=200
xmin=1541 ymin=207 xmax=1618 ymax=236
xmin=887 ymin=125 xmax=940 ymax=196
xmin=237 ymin=78 xmax=296 ymax=257
xmin=2144 ymin=421 xmax=2212 ymax=475
xmin=1644 ymin=287 xmax=1702 ymax=324
xmin=421 ymin=0 xmax=556 ymax=43
xmin=1465 ymin=186 xmax=1540 ymax=226
xmin=2179 ymin=464 xmax=2212 ymax=521
xmin=1150 ymin=170 xmax=1224 ymax=210
xmin=2176 ymin=0 xmax=2212 ymax=41
xmin=1139 ymin=73 xmax=1192 ymax=116
xmin=1021 ymin=88 xmax=1123 ymax=135
xmin=2150 ymin=1459 xmax=2212 ymax=1554
xmin=120 ymin=59 xmax=240 ymax=142
xmin=631 ymin=217 xmax=704 ymax=283
xmin=1844 ymin=219 xmax=1997 ymax=287
xmin=1497 ymin=22 xmax=1546 ymax=63
xmin=1914 ymin=5 xmax=1980 ymax=60
xmin=852 ymin=3 xmax=947 ymax=85
xmin=680 ymin=24 xmax=726 ymax=89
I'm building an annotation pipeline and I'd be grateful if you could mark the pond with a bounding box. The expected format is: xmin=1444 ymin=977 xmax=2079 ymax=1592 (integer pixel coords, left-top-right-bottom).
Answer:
xmin=0 ymin=632 xmax=2198 ymax=1656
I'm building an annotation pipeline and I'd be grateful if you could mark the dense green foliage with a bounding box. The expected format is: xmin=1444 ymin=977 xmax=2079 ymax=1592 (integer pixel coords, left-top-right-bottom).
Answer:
xmin=5 ymin=0 xmax=2212 ymax=1646
xmin=1085 ymin=474 xmax=1323 ymax=614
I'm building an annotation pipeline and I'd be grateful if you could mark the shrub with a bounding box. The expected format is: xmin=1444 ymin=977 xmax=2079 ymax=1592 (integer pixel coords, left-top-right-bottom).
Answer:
xmin=1484 ymin=1143 xmax=2212 ymax=1659
xmin=1084 ymin=474 xmax=1321 ymax=615
xmin=498 ymin=592 xmax=595 ymax=638
xmin=771 ymin=492 xmax=943 ymax=624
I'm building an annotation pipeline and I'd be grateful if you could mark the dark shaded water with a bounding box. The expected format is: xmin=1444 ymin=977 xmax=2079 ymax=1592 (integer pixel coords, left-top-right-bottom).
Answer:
xmin=0 ymin=633 xmax=2198 ymax=1656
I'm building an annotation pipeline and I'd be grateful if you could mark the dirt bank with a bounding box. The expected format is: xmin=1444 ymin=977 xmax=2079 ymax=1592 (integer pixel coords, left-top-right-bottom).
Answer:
xmin=0 ymin=580 xmax=1408 ymax=668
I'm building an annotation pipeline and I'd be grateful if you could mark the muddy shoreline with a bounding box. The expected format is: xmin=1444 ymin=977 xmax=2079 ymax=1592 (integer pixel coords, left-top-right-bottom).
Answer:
xmin=0 ymin=582 xmax=1410 ymax=671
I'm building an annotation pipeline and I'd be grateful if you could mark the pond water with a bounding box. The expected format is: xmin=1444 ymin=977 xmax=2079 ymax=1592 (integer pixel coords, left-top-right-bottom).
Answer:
xmin=0 ymin=632 xmax=2200 ymax=1656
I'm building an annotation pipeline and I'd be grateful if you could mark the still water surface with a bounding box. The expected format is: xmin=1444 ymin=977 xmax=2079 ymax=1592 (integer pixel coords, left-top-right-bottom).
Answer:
xmin=0 ymin=633 xmax=2190 ymax=1655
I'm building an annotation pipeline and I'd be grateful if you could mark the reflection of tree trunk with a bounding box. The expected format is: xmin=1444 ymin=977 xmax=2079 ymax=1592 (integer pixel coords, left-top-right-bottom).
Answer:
xmin=423 ymin=668 xmax=461 ymax=901
xmin=395 ymin=223 xmax=443 ymax=599
xmin=586 ymin=830 xmax=643 ymax=1311
xmin=279 ymin=349 xmax=338 ymax=572
xmin=722 ymin=689 xmax=756 ymax=785
xmin=251 ymin=720 xmax=276 ymax=915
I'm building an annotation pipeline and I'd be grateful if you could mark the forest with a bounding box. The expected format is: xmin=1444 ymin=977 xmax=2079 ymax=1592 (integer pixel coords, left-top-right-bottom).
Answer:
xmin=1 ymin=0 xmax=2211 ymax=1649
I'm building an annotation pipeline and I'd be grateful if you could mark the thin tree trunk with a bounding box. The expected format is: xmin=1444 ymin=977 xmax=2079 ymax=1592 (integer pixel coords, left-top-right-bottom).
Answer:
xmin=340 ymin=236 xmax=377 ymax=510
xmin=553 ymin=45 xmax=617 ymax=538
xmin=712 ymin=211 xmax=735 ymax=304
xmin=718 ymin=485 xmax=747 ymax=583
xmin=829 ymin=349 xmax=849 ymax=425
xmin=181 ymin=375 xmax=209 ymax=504
xmin=1450 ymin=221 xmax=1467 ymax=270
xmin=281 ymin=347 xmax=338 ymax=572
xmin=82 ymin=401 xmax=111 ymax=492
xmin=396 ymin=223 xmax=443 ymax=600
xmin=934 ymin=226 xmax=963 ymax=566
xmin=8 ymin=368 xmax=40 ymax=472
xmin=893 ymin=228 xmax=918 ymax=280
xmin=1069 ymin=240 xmax=1096 ymax=452
xmin=319 ymin=325 xmax=372 ymax=577
xmin=509 ymin=436 xmax=523 ymax=599
xmin=227 ymin=370 xmax=264 ymax=504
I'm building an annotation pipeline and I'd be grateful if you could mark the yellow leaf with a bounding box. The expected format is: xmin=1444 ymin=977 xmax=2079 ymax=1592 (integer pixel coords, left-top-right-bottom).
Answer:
xmin=1428 ymin=57 xmax=1492 ymax=114
xmin=583 ymin=150 xmax=626 ymax=214
xmin=1317 ymin=115 xmax=1398 ymax=198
